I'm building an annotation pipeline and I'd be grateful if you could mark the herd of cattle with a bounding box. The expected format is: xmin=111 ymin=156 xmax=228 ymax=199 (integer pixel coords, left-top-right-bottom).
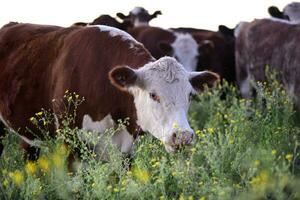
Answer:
xmin=0 ymin=3 xmax=299 ymax=158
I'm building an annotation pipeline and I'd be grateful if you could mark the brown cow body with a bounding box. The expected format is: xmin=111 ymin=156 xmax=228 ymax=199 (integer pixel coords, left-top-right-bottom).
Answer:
xmin=235 ymin=18 xmax=300 ymax=107
xmin=0 ymin=23 xmax=151 ymax=151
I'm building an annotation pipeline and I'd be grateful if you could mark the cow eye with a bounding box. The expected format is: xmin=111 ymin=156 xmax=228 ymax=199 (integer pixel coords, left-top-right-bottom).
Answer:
xmin=150 ymin=92 xmax=160 ymax=103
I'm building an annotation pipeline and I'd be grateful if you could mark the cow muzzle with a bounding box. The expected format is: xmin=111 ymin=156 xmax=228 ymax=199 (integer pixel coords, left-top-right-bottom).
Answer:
xmin=164 ymin=131 xmax=194 ymax=153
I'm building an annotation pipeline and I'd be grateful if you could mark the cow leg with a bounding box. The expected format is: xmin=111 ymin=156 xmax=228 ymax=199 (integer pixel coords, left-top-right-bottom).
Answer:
xmin=20 ymin=140 xmax=40 ymax=161
xmin=0 ymin=121 xmax=6 ymax=156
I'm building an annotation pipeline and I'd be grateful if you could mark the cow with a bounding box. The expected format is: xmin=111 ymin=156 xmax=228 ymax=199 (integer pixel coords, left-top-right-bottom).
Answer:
xmin=72 ymin=15 xmax=133 ymax=31
xmin=128 ymin=26 xmax=203 ymax=72
xmin=268 ymin=2 xmax=300 ymax=23
xmin=235 ymin=18 xmax=300 ymax=107
xmin=171 ymin=27 xmax=236 ymax=84
xmin=0 ymin=23 xmax=219 ymax=157
xmin=117 ymin=7 xmax=162 ymax=27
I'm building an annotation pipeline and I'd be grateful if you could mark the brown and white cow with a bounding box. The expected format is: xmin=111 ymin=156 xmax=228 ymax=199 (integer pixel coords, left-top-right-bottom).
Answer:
xmin=128 ymin=26 xmax=202 ymax=72
xmin=117 ymin=7 xmax=162 ymax=27
xmin=0 ymin=23 xmax=219 ymax=155
xmin=268 ymin=2 xmax=300 ymax=23
xmin=235 ymin=18 xmax=300 ymax=107
xmin=172 ymin=27 xmax=236 ymax=83
xmin=72 ymin=14 xmax=133 ymax=31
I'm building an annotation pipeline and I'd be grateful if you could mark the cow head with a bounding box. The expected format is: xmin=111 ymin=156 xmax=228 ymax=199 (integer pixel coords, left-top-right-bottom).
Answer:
xmin=109 ymin=57 xmax=219 ymax=152
xmin=158 ymin=33 xmax=200 ymax=72
xmin=268 ymin=3 xmax=300 ymax=23
xmin=283 ymin=2 xmax=300 ymax=23
xmin=117 ymin=7 xmax=162 ymax=27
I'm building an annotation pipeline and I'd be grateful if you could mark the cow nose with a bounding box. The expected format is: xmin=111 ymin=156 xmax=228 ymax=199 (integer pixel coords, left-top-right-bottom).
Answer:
xmin=181 ymin=131 xmax=194 ymax=145
xmin=171 ymin=131 xmax=194 ymax=146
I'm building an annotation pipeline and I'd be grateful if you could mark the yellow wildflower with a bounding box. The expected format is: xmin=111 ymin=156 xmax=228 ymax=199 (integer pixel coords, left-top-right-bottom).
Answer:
xmin=152 ymin=161 xmax=160 ymax=168
xmin=271 ymin=149 xmax=277 ymax=155
xmin=127 ymin=171 xmax=132 ymax=176
xmin=173 ymin=122 xmax=179 ymax=129
xmin=113 ymin=188 xmax=119 ymax=193
xmin=52 ymin=153 xmax=63 ymax=168
xmin=107 ymin=185 xmax=112 ymax=190
xmin=9 ymin=170 xmax=24 ymax=186
xmin=30 ymin=117 xmax=37 ymax=124
xmin=25 ymin=161 xmax=37 ymax=175
xmin=188 ymin=196 xmax=193 ymax=200
xmin=285 ymin=154 xmax=293 ymax=162
xmin=133 ymin=167 xmax=150 ymax=184
xmin=3 ymin=179 xmax=8 ymax=187
xmin=38 ymin=156 xmax=50 ymax=172
xmin=179 ymin=194 xmax=185 ymax=200
xmin=254 ymin=160 xmax=260 ymax=166
xmin=199 ymin=181 xmax=204 ymax=186
xmin=207 ymin=128 xmax=214 ymax=134
xmin=250 ymin=170 xmax=268 ymax=189
xmin=36 ymin=111 xmax=43 ymax=116
xmin=190 ymin=148 xmax=196 ymax=153
xmin=199 ymin=197 xmax=206 ymax=200
xmin=121 ymin=179 xmax=127 ymax=186
xmin=172 ymin=171 xmax=177 ymax=177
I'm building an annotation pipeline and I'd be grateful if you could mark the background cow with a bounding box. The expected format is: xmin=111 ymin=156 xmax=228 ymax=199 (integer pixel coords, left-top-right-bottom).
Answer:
xmin=72 ymin=15 xmax=133 ymax=31
xmin=172 ymin=27 xmax=236 ymax=83
xmin=128 ymin=26 xmax=201 ymax=72
xmin=117 ymin=7 xmax=162 ymax=27
xmin=235 ymin=18 xmax=300 ymax=108
xmin=268 ymin=2 xmax=300 ymax=23
xmin=0 ymin=23 xmax=219 ymax=156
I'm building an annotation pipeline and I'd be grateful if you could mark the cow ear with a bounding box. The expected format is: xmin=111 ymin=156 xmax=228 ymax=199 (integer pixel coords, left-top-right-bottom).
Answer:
xmin=158 ymin=42 xmax=173 ymax=55
xmin=117 ymin=13 xmax=129 ymax=20
xmin=109 ymin=66 xmax=138 ymax=91
xmin=268 ymin=6 xmax=283 ymax=18
xmin=218 ymin=25 xmax=234 ymax=39
xmin=150 ymin=10 xmax=162 ymax=19
xmin=189 ymin=71 xmax=220 ymax=92
xmin=198 ymin=40 xmax=214 ymax=56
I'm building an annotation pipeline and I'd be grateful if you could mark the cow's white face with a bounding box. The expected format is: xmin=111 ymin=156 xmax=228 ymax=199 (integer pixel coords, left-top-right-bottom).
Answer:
xmin=284 ymin=2 xmax=300 ymax=23
xmin=171 ymin=33 xmax=199 ymax=72
xmin=109 ymin=57 xmax=219 ymax=152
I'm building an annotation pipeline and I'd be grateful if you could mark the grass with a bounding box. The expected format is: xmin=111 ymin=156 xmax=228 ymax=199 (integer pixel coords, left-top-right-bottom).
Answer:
xmin=0 ymin=74 xmax=300 ymax=200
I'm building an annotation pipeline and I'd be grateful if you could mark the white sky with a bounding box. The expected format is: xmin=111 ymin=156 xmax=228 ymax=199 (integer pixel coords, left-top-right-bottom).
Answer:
xmin=0 ymin=0 xmax=292 ymax=31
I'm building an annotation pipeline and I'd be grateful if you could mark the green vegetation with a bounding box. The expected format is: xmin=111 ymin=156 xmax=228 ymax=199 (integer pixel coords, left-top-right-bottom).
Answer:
xmin=0 ymin=74 xmax=300 ymax=200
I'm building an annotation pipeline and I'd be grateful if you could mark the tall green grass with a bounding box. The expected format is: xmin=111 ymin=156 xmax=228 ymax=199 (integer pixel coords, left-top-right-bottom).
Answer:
xmin=0 ymin=75 xmax=299 ymax=200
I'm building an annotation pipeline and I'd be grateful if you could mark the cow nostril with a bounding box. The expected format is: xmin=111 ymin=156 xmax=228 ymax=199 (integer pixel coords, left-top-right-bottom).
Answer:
xmin=183 ymin=132 xmax=194 ymax=145
xmin=171 ymin=132 xmax=177 ymax=143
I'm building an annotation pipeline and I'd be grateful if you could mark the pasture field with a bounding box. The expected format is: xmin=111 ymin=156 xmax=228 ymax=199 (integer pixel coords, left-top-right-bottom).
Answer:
xmin=0 ymin=73 xmax=300 ymax=200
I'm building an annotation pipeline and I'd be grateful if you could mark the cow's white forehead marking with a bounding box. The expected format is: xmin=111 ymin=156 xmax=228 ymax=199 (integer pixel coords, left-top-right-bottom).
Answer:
xmin=171 ymin=33 xmax=199 ymax=71
xmin=94 ymin=25 xmax=144 ymax=49
xmin=139 ymin=57 xmax=188 ymax=83
xmin=131 ymin=7 xmax=145 ymax=15
xmin=82 ymin=114 xmax=134 ymax=153
xmin=94 ymin=25 xmax=137 ymax=42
